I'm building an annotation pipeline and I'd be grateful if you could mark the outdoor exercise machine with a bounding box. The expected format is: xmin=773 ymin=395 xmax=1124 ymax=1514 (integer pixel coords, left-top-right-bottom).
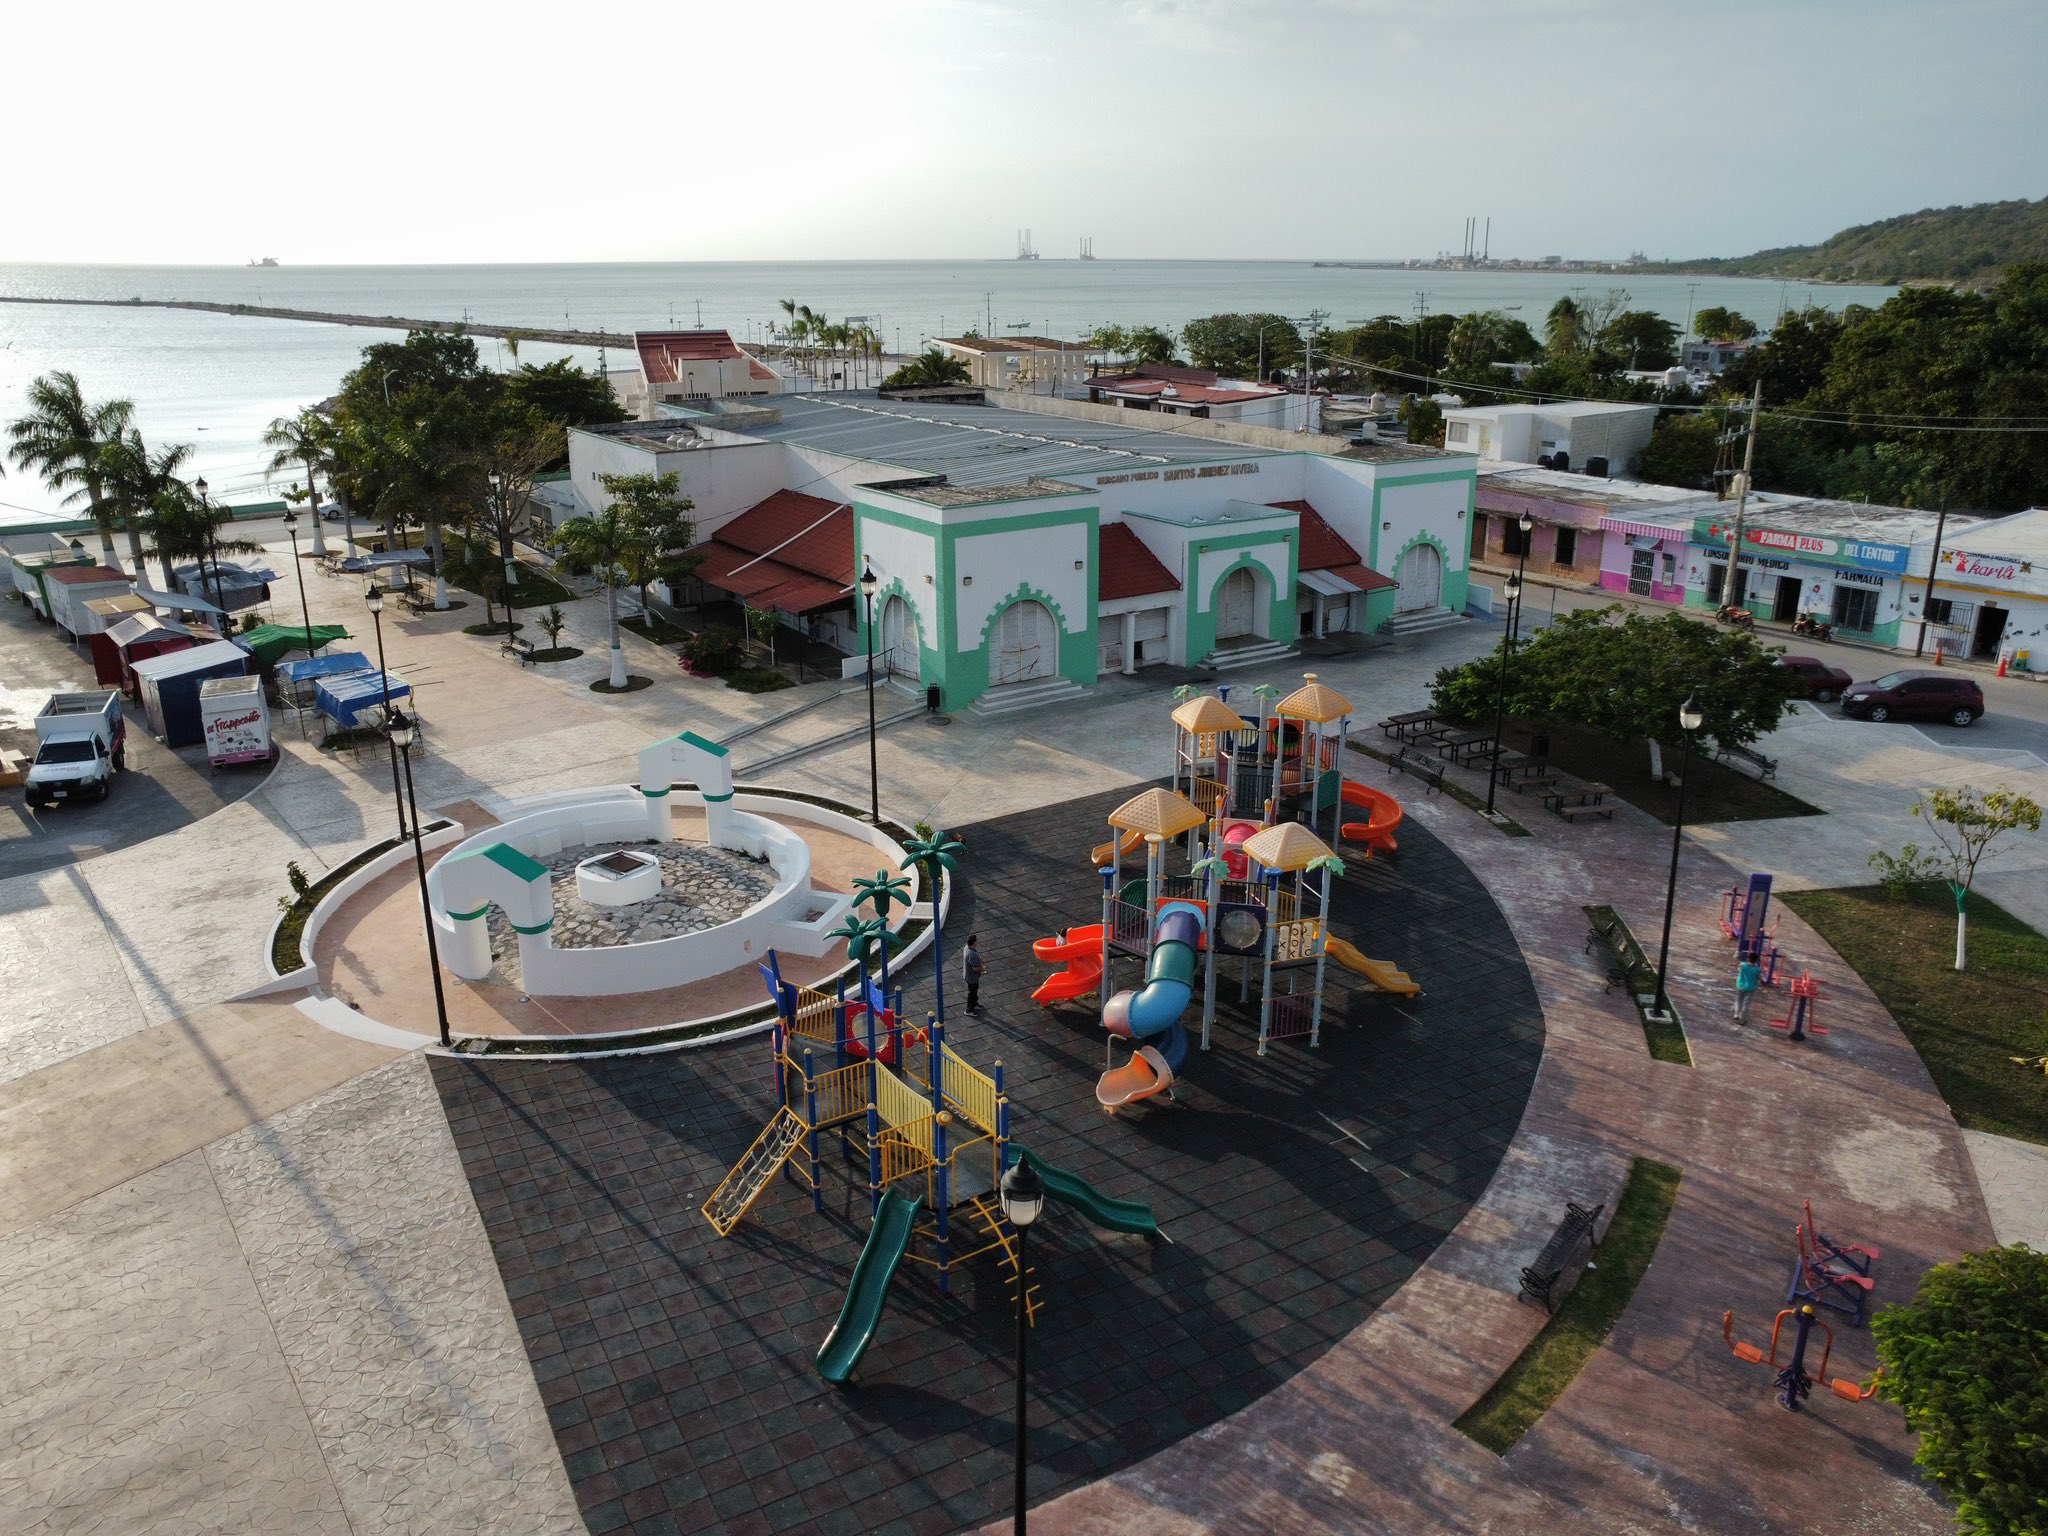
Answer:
xmin=1722 ymin=1305 xmax=1881 ymax=1411
xmin=1768 ymin=972 xmax=1826 ymax=1042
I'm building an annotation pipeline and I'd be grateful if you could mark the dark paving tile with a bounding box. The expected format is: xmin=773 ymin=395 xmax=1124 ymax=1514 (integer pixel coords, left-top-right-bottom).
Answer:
xmin=432 ymin=783 xmax=1542 ymax=1534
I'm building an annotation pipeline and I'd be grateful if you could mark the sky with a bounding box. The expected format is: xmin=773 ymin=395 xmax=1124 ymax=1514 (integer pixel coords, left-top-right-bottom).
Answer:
xmin=5 ymin=0 xmax=2043 ymax=266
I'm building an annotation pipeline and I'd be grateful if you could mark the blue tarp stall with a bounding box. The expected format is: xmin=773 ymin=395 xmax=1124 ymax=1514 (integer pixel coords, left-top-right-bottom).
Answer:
xmin=315 ymin=669 xmax=411 ymax=730
xmin=131 ymin=638 xmax=252 ymax=747
xmin=174 ymin=561 xmax=278 ymax=614
xmin=277 ymin=652 xmax=372 ymax=685
xmin=334 ymin=549 xmax=433 ymax=574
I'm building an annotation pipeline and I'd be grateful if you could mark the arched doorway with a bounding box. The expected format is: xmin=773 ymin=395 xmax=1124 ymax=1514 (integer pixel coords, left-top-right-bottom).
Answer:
xmin=880 ymin=596 xmax=916 ymax=675
xmin=992 ymin=599 xmax=1057 ymax=684
xmin=1215 ymin=565 xmax=1264 ymax=641
xmin=1395 ymin=541 xmax=1442 ymax=613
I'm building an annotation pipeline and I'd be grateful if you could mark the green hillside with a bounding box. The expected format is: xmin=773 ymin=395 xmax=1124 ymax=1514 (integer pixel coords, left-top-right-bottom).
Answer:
xmin=1647 ymin=197 xmax=2048 ymax=286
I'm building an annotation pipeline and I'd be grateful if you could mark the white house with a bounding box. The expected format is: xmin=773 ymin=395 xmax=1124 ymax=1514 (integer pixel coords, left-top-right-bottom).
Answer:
xmin=1085 ymin=365 xmax=1315 ymax=431
xmin=930 ymin=337 xmax=1094 ymax=397
xmin=621 ymin=330 xmax=788 ymax=417
xmin=1442 ymin=401 xmax=1658 ymax=476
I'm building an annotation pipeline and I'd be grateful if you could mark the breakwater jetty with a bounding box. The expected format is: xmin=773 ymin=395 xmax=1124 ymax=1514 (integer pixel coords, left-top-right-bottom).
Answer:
xmin=0 ymin=294 xmax=633 ymax=350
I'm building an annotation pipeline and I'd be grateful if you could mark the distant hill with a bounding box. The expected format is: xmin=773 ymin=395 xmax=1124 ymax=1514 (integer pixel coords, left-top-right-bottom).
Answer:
xmin=1644 ymin=197 xmax=2048 ymax=286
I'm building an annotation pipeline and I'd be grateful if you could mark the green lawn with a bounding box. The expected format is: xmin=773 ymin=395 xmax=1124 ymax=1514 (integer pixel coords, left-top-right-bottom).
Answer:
xmin=1456 ymin=1158 xmax=1683 ymax=1454
xmin=1583 ymin=905 xmax=1693 ymax=1065
xmin=1781 ymin=883 xmax=2048 ymax=1145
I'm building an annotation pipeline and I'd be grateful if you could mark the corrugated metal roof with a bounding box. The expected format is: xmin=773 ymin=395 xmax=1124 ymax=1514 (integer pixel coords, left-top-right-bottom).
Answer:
xmin=733 ymin=394 xmax=1270 ymax=491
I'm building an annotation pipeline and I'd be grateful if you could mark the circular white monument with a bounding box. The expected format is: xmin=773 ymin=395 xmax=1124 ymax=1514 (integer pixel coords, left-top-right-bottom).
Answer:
xmin=575 ymin=849 xmax=663 ymax=907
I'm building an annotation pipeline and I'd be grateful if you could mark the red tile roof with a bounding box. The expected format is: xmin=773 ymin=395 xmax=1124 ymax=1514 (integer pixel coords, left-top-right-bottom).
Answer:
xmin=689 ymin=491 xmax=853 ymax=613
xmin=1094 ymin=378 xmax=1277 ymax=406
xmin=1270 ymin=501 xmax=1395 ymax=592
xmin=1097 ymin=523 xmax=1181 ymax=601
xmin=637 ymin=330 xmax=743 ymax=384
xmin=1093 ymin=364 xmax=1219 ymax=388
xmin=45 ymin=565 xmax=128 ymax=585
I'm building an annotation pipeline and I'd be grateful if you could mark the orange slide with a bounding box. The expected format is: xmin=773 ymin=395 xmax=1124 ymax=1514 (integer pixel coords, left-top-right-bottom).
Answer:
xmin=1032 ymin=923 xmax=1105 ymax=1004
xmin=1338 ymin=780 xmax=1404 ymax=858
xmin=1090 ymin=830 xmax=1144 ymax=868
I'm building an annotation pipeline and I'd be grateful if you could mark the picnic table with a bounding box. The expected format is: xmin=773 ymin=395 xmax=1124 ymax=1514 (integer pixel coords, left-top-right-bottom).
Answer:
xmin=1436 ymin=728 xmax=1495 ymax=763
xmin=1544 ymin=780 xmax=1615 ymax=822
xmin=1379 ymin=709 xmax=1439 ymax=742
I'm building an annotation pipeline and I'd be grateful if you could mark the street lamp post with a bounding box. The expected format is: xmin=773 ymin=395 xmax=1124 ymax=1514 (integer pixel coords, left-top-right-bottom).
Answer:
xmin=365 ymin=583 xmax=407 ymax=840
xmin=859 ymin=562 xmax=880 ymax=822
xmin=1484 ymin=513 xmax=1535 ymax=817
xmin=1652 ymin=694 xmax=1706 ymax=1019
xmin=194 ymin=476 xmax=227 ymax=616
xmin=999 ymin=1157 xmax=1045 ymax=1535
xmin=281 ymin=505 xmax=321 ymax=657
xmin=384 ymin=707 xmax=451 ymax=1047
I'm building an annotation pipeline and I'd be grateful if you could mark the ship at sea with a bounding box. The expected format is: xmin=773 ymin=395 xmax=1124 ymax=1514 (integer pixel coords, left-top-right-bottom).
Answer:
xmin=1015 ymin=228 xmax=1039 ymax=260
xmin=1079 ymin=236 xmax=1096 ymax=260
xmin=247 ymin=256 xmax=279 ymax=267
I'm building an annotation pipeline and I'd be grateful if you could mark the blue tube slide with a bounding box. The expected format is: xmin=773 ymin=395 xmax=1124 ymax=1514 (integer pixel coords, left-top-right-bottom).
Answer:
xmin=1101 ymin=901 xmax=1200 ymax=1074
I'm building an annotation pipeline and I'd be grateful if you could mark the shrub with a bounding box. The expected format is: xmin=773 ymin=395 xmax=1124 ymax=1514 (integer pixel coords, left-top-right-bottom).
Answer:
xmin=1869 ymin=843 xmax=1942 ymax=900
xmin=278 ymin=859 xmax=313 ymax=913
xmin=680 ymin=629 xmax=745 ymax=675
xmin=1874 ymin=1244 xmax=2048 ymax=1536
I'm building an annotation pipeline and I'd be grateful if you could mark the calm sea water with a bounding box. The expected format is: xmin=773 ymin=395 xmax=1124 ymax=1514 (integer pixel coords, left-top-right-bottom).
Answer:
xmin=0 ymin=260 xmax=1895 ymax=521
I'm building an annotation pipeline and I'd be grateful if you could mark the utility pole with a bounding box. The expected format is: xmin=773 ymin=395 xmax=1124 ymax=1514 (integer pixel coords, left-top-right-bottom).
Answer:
xmin=1723 ymin=381 xmax=1763 ymax=610
xmin=1297 ymin=309 xmax=1328 ymax=433
xmin=1915 ymin=500 xmax=1951 ymax=658
xmin=1684 ymin=282 xmax=1700 ymax=340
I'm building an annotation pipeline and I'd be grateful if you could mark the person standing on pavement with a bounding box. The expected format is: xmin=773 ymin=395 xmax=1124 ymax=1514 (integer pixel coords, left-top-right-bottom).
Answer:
xmin=1732 ymin=955 xmax=1761 ymax=1025
xmin=963 ymin=933 xmax=984 ymax=1013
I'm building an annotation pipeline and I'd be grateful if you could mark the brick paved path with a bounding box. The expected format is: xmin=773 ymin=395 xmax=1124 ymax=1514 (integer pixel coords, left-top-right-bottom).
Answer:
xmin=1011 ymin=774 xmax=1994 ymax=1534
xmin=432 ymin=785 xmax=1543 ymax=1535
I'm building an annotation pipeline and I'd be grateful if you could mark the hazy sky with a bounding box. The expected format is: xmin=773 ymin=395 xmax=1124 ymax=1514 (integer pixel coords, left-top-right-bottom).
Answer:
xmin=8 ymin=0 xmax=2041 ymax=265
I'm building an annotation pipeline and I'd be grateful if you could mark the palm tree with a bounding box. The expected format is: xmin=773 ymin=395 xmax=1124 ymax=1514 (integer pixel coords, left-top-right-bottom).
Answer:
xmin=554 ymin=504 xmax=634 ymax=687
xmin=262 ymin=410 xmax=331 ymax=557
xmin=899 ymin=834 xmax=963 ymax=1021
xmin=98 ymin=430 xmax=195 ymax=591
xmin=139 ymin=470 xmax=257 ymax=613
xmin=7 ymin=371 xmax=134 ymax=567
xmin=881 ymin=349 xmax=972 ymax=389
xmin=851 ymin=868 xmax=913 ymax=1003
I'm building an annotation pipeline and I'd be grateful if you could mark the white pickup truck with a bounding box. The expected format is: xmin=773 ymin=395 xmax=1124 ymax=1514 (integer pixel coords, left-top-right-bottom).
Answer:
xmin=25 ymin=691 xmax=127 ymax=809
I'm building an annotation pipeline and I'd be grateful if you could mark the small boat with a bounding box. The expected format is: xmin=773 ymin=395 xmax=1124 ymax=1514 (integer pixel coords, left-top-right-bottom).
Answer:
xmin=247 ymin=256 xmax=279 ymax=267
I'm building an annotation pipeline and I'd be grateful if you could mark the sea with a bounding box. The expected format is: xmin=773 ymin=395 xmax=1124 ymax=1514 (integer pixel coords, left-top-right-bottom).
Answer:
xmin=0 ymin=259 xmax=1898 ymax=523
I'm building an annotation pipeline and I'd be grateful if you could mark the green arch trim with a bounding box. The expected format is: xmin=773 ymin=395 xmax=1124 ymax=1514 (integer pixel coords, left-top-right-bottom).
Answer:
xmin=702 ymin=789 xmax=734 ymax=803
xmin=511 ymin=919 xmax=555 ymax=936
xmin=447 ymin=905 xmax=490 ymax=922
xmin=641 ymin=786 xmax=670 ymax=798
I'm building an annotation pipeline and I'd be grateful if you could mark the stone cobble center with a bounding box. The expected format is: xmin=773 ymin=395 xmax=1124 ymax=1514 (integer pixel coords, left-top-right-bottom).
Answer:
xmin=483 ymin=841 xmax=774 ymax=988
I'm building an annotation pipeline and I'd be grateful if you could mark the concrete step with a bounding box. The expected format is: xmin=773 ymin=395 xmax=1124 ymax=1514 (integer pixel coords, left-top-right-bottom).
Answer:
xmin=1202 ymin=638 xmax=1299 ymax=671
xmin=967 ymin=676 xmax=1093 ymax=717
xmin=1382 ymin=606 xmax=1466 ymax=637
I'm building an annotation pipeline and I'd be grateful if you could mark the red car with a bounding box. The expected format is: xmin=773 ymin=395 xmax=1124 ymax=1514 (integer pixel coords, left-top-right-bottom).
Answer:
xmin=1776 ymin=655 xmax=1854 ymax=703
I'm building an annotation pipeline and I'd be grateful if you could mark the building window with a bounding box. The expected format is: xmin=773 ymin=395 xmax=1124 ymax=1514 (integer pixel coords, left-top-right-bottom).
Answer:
xmin=1501 ymin=519 xmax=1533 ymax=557
xmin=1832 ymin=586 xmax=1879 ymax=632
xmin=1554 ymin=527 xmax=1578 ymax=566
xmin=1660 ymin=552 xmax=1677 ymax=587
xmin=1447 ymin=422 xmax=1470 ymax=445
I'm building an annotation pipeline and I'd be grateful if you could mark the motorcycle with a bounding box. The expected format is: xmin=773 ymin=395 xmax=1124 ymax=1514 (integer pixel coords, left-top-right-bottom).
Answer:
xmin=1715 ymin=604 xmax=1755 ymax=630
xmin=1791 ymin=613 xmax=1834 ymax=643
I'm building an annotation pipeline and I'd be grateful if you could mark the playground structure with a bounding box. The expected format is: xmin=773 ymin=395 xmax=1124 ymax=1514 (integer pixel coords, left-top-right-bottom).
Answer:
xmin=706 ymin=938 xmax=1161 ymax=1385
xmin=1035 ymin=676 xmax=1424 ymax=1110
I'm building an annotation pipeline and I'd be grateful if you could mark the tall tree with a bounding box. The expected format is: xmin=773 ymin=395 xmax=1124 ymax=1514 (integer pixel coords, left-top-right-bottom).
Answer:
xmin=1444 ymin=310 xmax=1543 ymax=378
xmin=501 ymin=359 xmax=626 ymax=441
xmin=466 ymin=404 xmax=566 ymax=593
xmin=1543 ymin=297 xmax=1586 ymax=356
xmin=1910 ymin=786 xmax=2042 ymax=969
xmin=1598 ymin=310 xmax=1682 ymax=370
xmin=1692 ymin=305 xmax=1758 ymax=342
xmin=597 ymin=470 xmax=700 ymax=617
xmin=7 ymin=371 xmax=134 ymax=566
xmin=98 ymin=430 xmax=195 ymax=590
xmin=262 ymin=409 xmax=332 ymax=557
xmin=1181 ymin=313 xmax=1301 ymax=378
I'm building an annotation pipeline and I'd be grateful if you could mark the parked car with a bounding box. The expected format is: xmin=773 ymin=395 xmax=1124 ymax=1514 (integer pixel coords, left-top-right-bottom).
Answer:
xmin=1776 ymin=655 xmax=1854 ymax=703
xmin=1839 ymin=671 xmax=1985 ymax=727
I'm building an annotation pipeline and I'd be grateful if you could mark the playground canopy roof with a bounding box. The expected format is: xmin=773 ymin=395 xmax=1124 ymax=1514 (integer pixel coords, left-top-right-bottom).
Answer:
xmin=1106 ymin=787 xmax=1207 ymax=839
xmin=1171 ymin=695 xmax=1248 ymax=734
xmin=1242 ymin=821 xmax=1335 ymax=872
xmin=1275 ymin=675 xmax=1353 ymax=724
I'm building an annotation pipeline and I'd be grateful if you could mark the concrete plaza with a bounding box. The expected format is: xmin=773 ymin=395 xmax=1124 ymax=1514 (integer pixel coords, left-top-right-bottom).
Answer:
xmin=0 ymin=529 xmax=2042 ymax=1533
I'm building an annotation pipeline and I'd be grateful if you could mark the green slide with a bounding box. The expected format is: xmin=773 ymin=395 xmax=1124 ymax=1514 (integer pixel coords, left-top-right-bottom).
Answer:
xmin=816 ymin=1187 xmax=923 ymax=1386
xmin=1008 ymin=1147 xmax=1161 ymax=1239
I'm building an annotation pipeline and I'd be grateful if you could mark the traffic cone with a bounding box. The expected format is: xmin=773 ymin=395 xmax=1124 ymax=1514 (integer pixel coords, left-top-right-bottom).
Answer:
xmin=1934 ymin=641 xmax=1945 ymax=666
xmin=1997 ymin=652 xmax=2010 ymax=678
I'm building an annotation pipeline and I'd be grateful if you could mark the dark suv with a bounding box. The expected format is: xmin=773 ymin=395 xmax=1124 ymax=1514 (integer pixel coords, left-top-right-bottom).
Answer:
xmin=1839 ymin=671 xmax=1985 ymax=727
xmin=1776 ymin=655 xmax=1854 ymax=703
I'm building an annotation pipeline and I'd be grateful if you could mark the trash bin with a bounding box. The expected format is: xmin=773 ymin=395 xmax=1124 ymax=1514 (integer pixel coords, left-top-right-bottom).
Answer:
xmin=926 ymin=684 xmax=942 ymax=715
xmin=2015 ymin=649 xmax=2032 ymax=673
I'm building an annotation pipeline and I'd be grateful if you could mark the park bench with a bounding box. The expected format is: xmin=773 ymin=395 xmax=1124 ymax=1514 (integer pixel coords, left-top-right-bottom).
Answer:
xmin=1518 ymin=1200 xmax=1606 ymax=1312
xmin=1715 ymin=741 xmax=1778 ymax=780
xmin=501 ymin=635 xmax=536 ymax=667
xmin=1389 ymin=745 xmax=1445 ymax=794
xmin=1588 ymin=913 xmax=1650 ymax=995
xmin=1557 ymin=801 xmax=1615 ymax=823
